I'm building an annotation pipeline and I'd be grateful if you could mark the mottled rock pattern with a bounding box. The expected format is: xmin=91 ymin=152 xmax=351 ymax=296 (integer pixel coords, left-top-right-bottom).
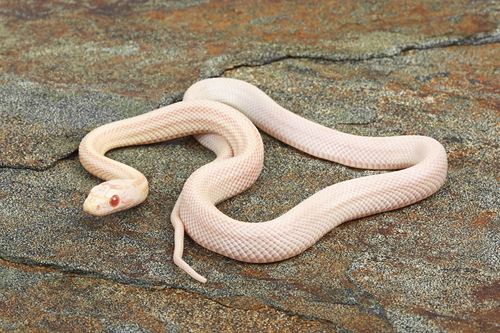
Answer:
xmin=1 ymin=0 xmax=499 ymax=332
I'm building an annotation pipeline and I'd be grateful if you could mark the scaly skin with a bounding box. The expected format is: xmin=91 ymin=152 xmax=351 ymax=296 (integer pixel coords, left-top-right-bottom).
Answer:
xmin=79 ymin=78 xmax=447 ymax=283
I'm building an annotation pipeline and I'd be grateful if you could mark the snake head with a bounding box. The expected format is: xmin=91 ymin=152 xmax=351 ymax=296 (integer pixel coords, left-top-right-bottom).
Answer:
xmin=83 ymin=179 xmax=141 ymax=216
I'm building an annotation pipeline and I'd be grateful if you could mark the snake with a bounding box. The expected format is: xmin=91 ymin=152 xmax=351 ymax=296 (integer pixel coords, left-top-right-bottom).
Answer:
xmin=79 ymin=78 xmax=448 ymax=283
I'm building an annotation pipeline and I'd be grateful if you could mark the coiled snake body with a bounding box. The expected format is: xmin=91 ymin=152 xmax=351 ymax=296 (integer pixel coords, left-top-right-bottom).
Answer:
xmin=79 ymin=78 xmax=447 ymax=283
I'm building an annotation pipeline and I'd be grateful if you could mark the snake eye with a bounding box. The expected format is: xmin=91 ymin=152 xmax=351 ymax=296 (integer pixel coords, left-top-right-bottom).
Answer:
xmin=109 ymin=194 xmax=120 ymax=207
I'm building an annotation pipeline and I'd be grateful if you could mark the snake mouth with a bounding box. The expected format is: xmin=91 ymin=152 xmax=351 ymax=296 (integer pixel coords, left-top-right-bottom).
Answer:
xmin=83 ymin=197 xmax=104 ymax=216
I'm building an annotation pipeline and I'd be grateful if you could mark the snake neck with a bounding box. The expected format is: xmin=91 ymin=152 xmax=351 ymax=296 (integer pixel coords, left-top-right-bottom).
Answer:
xmin=79 ymin=131 xmax=150 ymax=206
xmin=131 ymin=175 xmax=149 ymax=204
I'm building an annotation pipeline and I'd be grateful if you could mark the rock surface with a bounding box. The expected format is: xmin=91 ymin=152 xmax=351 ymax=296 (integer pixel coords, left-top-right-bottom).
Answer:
xmin=1 ymin=1 xmax=499 ymax=331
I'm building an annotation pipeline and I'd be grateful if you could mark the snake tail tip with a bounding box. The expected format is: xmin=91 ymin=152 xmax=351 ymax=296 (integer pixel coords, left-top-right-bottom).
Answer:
xmin=197 ymin=275 xmax=208 ymax=284
xmin=174 ymin=256 xmax=207 ymax=283
xmin=186 ymin=267 xmax=207 ymax=283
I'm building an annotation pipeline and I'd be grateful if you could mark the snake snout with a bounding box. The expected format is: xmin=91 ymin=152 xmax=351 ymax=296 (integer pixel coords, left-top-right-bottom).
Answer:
xmin=83 ymin=197 xmax=103 ymax=216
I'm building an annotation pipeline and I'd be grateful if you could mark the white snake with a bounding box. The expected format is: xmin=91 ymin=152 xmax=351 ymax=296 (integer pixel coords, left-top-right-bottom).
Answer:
xmin=79 ymin=78 xmax=448 ymax=283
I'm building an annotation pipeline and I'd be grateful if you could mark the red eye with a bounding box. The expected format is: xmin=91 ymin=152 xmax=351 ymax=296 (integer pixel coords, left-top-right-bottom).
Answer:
xmin=109 ymin=194 xmax=120 ymax=207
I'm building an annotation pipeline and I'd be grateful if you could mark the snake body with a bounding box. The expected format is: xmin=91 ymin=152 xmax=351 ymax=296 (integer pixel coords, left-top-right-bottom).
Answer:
xmin=79 ymin=78 xmax=448 ymax=283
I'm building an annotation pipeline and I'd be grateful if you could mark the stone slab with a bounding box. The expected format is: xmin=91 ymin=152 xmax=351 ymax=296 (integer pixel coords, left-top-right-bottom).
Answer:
xmin=1 ymin=1 xmax=499 ymax=332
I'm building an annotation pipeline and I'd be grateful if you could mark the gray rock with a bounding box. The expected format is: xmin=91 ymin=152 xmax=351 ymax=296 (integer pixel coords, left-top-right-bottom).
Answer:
xmin=1 ymin=0 xmax=499 ymax=331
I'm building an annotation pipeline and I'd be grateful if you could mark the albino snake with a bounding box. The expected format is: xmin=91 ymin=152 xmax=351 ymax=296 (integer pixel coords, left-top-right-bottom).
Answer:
xmin=79 ymin=78 xmax=448 ymax=283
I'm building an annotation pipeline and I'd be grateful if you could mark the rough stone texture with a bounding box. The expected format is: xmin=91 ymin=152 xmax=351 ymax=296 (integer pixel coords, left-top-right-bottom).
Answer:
xmin=0 ymin=1 xmax=499 ymax=332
